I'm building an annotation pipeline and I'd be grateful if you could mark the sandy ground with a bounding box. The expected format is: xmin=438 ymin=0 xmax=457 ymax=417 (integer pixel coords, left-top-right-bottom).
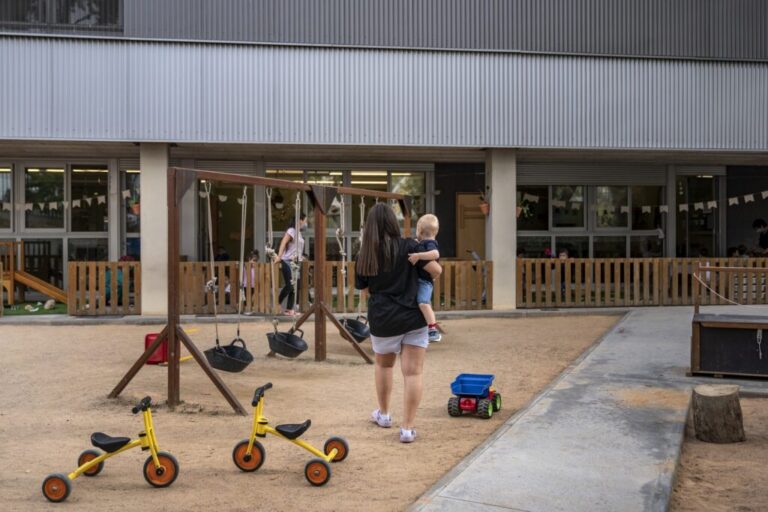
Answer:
xmin=0 ymin=315 xmax=618 ymax=512
xmin=671 ymin=397 xmax=768 ymax=512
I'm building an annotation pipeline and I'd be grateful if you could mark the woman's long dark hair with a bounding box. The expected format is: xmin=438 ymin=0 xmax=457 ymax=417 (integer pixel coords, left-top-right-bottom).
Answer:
xmin=357 ymin=203 xmax=401 ymax=276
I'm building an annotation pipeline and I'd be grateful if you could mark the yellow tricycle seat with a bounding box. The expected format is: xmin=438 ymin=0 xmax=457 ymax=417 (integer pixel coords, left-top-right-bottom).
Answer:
xmin=90 ymin=432 xmax=131 ymax=453
xmin=276 ymin=420 xmax=311 ymax=440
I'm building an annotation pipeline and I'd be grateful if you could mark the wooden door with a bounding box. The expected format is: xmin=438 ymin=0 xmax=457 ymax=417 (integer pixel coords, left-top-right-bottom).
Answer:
xmin=456 ymin=193 xmax=486 ymax=259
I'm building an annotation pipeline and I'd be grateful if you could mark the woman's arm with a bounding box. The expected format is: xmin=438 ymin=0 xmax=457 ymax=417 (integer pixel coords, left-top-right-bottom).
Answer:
xmin=423 ymin=260 xmax=442 ymax=280
xmin=275 ymin=231 xmax=293 ymax=261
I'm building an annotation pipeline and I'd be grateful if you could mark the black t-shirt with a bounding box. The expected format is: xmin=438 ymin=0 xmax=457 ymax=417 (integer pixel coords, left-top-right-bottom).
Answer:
xmin=355 ymin=238 xmax=427 ymax=337
xmin=416 ymin=239 xmax=439 ymax=281
xmin=760 ymin=231 xmax=768 ymax=250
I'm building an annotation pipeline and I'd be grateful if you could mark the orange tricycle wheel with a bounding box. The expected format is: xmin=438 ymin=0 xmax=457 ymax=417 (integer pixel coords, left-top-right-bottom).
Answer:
xmin=232 ymin=439 xmax=265 ymax=472
xmin=78 ymin=449 xmax=104 ymax=476
xmin=42 ymin=473 xmax=71 ymax=503
xmin=323 ymin=436 xmax=349 ymax=462
xmin=304 ymin=458 xmax=331 ymax=486
xmin=143 ymin=452 xmax=179 ymax=488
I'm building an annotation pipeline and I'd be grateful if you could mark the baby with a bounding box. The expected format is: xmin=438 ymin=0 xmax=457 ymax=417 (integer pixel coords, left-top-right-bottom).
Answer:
xmin=408 ymin=214 xmax=441 ymax=343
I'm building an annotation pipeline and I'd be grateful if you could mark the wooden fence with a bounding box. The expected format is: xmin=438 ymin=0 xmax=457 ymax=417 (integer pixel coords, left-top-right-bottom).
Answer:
xmin=516 ymin=258 xmax=768 ymax=308
xmin=67 ymin=262 xmax=142 ymax=315
xmin=177 ymin=260 xmax=493 ymax=315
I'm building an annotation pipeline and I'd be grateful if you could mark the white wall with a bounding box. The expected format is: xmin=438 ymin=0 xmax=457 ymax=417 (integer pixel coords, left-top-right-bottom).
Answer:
xmin=485 ymin=149 xmax=517 ymax=309
xmin=139 ymin=144 xmax=169 ymax=315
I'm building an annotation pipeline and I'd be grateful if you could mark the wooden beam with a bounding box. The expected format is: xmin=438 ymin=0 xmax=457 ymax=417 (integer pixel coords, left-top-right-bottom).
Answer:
xmin=108 ymin=326 xmax=169 ymax=398
xmin=314 ymin=205 xmax=327 ymax=362
xmin=177 ymin=327 xmax=246 ymax=415
xmin=320 ymin=302 xmax=373 ymax=364
xmin=167 ymin=167 xmax=181 ymax=409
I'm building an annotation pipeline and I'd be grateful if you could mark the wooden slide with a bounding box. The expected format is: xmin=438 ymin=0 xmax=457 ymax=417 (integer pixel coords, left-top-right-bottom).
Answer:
xmin=14 ymin=270 xmax=67 ymax=304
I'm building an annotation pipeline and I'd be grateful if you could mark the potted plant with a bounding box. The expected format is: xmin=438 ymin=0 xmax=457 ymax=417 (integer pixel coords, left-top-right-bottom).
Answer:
xmin=478 ymin=189 xmax=490 ymax=216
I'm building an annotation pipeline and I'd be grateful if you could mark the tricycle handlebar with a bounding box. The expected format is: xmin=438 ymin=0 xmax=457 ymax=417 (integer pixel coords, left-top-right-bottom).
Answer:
xmin=252 ymin=383 xmax=273 ymax=406
xmin=132 ymin=396 xmax=152 ymax=414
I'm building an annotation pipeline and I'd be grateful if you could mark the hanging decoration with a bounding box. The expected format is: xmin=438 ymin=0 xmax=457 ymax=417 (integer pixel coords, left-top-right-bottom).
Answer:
xmin=97 ymin=195 xmax=106 ymax=204
xmin=122 ymin=189 xmax=132 ymax=199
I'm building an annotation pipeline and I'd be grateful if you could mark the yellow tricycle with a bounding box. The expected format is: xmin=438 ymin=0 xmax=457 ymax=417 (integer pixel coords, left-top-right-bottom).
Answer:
xmin=42 ymin=396 xmax=179 ymax=503
xmin=232 ymin=382 xmax=349 ymax=486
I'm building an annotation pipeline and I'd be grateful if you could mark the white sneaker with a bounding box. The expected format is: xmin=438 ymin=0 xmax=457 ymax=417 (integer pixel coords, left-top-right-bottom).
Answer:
xmin=370 ymin=409 xmax=392 ymax=428
xmin=399 ymin=427 xmax=416 ymax=443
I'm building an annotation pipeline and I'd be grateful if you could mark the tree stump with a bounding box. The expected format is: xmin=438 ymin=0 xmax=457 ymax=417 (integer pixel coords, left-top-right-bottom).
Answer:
xmin=692 ymin=384 xmax=746 ymax=443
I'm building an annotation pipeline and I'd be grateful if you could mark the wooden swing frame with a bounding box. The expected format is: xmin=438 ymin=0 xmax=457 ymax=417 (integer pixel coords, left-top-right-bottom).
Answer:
xmin=109 ymin=167 xmax=412 ymax=415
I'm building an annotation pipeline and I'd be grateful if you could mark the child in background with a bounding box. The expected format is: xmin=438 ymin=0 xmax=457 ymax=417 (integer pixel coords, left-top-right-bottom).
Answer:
xmin=408 ymin=214 xmax=442 ymax=343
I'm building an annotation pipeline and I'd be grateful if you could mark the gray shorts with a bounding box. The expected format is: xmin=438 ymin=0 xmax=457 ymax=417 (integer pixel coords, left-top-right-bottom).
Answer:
xmin=370 ymin=326 xmax=429 ymax=355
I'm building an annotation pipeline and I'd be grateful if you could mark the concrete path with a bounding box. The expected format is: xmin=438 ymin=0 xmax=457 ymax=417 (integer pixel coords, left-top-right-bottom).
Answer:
xmin=413 ymin=307 xmax=768 ymax=512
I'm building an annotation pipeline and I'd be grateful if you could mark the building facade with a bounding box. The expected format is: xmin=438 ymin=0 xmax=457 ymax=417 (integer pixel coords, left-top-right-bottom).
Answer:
xmin=0 ymin=0 xmax=766 ymax=312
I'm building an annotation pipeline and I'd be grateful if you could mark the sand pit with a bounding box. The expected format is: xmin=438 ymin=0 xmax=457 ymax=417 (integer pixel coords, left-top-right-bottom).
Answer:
xmin=671 ymin=397 xmax=768 ymax=512
xmin=0 ymin=315 xmax=618 ymax=511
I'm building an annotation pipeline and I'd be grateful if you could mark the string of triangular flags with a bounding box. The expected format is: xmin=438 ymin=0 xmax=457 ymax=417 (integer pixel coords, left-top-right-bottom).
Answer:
xmin=516 ymin=190 xmax=768 ymax=217
xmin=0 ymin=189 xmax=235 ymax=212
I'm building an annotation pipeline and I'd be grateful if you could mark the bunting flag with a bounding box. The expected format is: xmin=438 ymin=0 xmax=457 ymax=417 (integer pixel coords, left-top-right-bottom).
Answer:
xmin=763 ymin=191 xmax=768 ymax=200
xmin=218 ymin=195 xmax=228 ymax=202
xmin=570 ymin=201 xmax=582 ymax=210
xmin=236 ymin=198 xmax=244 ymax=205
xmin=694 ymin=202 xmax=704 ymax=211
xmin=122 ymin=189 xmax=132 ymax=199
xmin=1 ymin=202 xmax=10 ymax=212
xmin=679 ymin=204 xmax=689 ymax=212
xmin=515 ymin=206 xmax=523 ymax=218
xmin=659 ymin=205 xmax=669 ymax=213
xmin=198 ymin=191 xmax=208 ymax=198
xmin=24 ymin=203 xmax=33 ymax=211
xmin=551 ymin=199 xmax=566 ymax=208
xmin=522 ymin=193 xmax=539 ymax=203
xmin=37 ymin=202 xmax=45 ymax=210
xmin=72 ymin=199 xmax=81 ymax=208
xmin=707 ymin=200 xmax=718 ymax=209
xmin=641 ymin=206 xmax=652 ymax=214
xmin=619 ymin=205 xmax=630 ymax=214
xmin=62 ymin=201 xmax=69 ymax=209
xmin=49 ymin=201 xmax=58 ymax=210
xmin=744 ymin=194 xmax=755 ymax=203
xmin=728 ymin=197 xmax=740 ymax=206
xmin=83 ymin=197 xmax=93 ymax=206
xmin=96 ymin=195 xmax=106 ymax=205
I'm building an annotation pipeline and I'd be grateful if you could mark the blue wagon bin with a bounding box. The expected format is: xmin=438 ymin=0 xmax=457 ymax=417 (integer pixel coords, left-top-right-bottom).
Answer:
xmin=448 ymin=373 xmax=502 ymax=419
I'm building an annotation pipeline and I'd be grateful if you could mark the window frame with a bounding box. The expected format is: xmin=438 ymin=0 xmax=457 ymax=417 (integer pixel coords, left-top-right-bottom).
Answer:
xmin=0 ymin=163 xmax=13 ymax=233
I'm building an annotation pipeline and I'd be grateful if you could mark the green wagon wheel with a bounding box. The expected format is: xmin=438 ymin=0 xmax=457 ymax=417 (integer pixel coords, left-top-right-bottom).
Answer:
xmin=493 ymin=393 xmax=502 ymax=412
xmin=478 ymin=398 xmax=493 ymax=419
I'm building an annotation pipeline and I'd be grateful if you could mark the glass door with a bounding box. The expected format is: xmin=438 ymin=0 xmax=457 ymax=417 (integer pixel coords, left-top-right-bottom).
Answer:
xmin=676 ymin=175 xmax=721 ymax=257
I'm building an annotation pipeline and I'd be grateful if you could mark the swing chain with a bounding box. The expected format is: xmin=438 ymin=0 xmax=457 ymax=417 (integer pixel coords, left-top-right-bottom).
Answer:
xmin=265 ymin=187 xmax=276 ymax=260
xmin=203 ymin=180 xmax=220 ymax=345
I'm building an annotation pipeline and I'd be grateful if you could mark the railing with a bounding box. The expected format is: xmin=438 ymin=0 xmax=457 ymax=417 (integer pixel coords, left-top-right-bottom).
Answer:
xmin=67 ymin=262 xmax=142 ymax=316
xmin=516 ymin=258 xmax=768 ymax=308
xmin=178 ymin=260 xmax=493 ymax=315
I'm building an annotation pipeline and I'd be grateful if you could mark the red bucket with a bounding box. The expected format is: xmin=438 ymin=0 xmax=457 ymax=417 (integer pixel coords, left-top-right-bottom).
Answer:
xmin=145 ymin=333 xmax=168 ymax=365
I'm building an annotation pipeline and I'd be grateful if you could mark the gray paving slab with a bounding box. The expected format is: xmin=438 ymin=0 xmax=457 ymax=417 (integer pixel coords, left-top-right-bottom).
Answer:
xmin=413 ymin=307 xmax=768 ymax=512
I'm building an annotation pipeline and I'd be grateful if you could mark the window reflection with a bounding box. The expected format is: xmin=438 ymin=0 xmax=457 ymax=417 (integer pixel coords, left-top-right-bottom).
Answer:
xmin=71 ymin=166 xmax=109 ymax=232
xmin=25 ymin=168 xmax=65 ymax=229
xmin=0 ymin=168 xmax=11 ymax=229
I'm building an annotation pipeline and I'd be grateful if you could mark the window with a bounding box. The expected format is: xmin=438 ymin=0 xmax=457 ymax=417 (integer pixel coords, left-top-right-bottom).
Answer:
xmin=595 ymin=186 xmax=628 ymax=228
xmin=594 ymin=236 xmax=627 ymax=258
xmin=198 ymin=181 xmax=254 ymax=264
xmin=517 ymin=236 xmax=551 ymax=258
xmin=554 ymin=236 xmax=589 ymax=258
xmin=23 ymin=238 xmax=64 ymax=288
xmin=632 ymin=186 xmax=664 ymax=230
xmin=0 ymin=0 xmax=122 ymax=31
xmin=517 ymin=186 xmax=548 ymax=231
xmin=71 ymin=166 xmax=108 ymax=232
xmin=25 ymin=167 xmax=65 ymax=229
xmin=631 ymin=236 xmax=663 ymax=257
xmin=68 ymin=238 xmax=108 ymax=261
xmin=0 ymin=168 xmax=11 ymax=229
xmin=391 ymin=171 xmax=426 ymax=229
xmin=552 ymin=186 xmax=585 ymax=228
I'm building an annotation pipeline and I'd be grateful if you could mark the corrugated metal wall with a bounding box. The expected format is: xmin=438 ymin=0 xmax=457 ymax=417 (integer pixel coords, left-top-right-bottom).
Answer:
xmin=517 ymin=163 xmax=667 ymax=185
xmin=1 ymin=36 xmax=766 ymax=150
xmin=122 ymin=0 xmax=768 ymax=61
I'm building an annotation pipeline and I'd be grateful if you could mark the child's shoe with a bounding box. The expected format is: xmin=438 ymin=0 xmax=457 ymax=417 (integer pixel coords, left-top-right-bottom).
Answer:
xmin=399 ymin=427 xmax=417 ymax=443
xmin=370 ymin=409 xmax=392 ymax=428
xmin=428 ymin=329 xmax=441 ymax=343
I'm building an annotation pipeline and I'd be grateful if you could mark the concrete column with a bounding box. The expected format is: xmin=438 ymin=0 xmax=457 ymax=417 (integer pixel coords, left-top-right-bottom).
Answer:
xmin=108 ymin=158 xmax=120 ymax=260
xmin=485 ymin=149 xmax=517 ymax=309
xmin=666 ymin=165 xmax=676 ymax=257
xmin=139 ymin=143 xmax=169 ymax=315
xmin=179 ymin=159 xmax=197 ymax=261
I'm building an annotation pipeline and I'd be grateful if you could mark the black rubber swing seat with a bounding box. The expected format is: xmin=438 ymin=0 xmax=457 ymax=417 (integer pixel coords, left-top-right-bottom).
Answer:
xmin=204 ymin=338 xmax=254 ymax=373
xmin=90 ymin=432 xmax=131 ymax=453
xmin=267 ymin=330 xmax=308 ymax=358
xmin=275 ymin=419 xmax=312 ymax=440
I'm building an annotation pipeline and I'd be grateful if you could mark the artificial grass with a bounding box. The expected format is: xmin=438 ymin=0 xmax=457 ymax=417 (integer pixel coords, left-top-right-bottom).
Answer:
xmin=1 ymin=301 xmax=68 ymax=316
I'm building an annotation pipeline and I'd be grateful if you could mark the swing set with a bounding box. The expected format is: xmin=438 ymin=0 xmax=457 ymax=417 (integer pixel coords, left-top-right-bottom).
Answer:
xmin=109 ymin=167 xmax=413 ymax=415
